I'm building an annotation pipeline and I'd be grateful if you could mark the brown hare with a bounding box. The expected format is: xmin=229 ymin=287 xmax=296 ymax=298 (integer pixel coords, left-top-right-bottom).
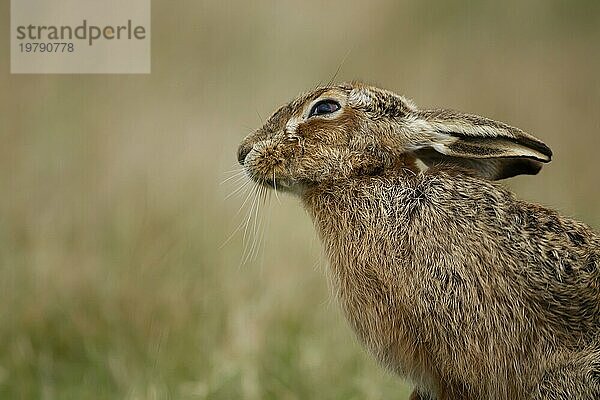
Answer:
xmin=237 ymin=82 xmax=600 ymax=399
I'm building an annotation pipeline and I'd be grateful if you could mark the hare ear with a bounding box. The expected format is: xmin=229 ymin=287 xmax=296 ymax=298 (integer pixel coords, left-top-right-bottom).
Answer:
xmin=410 ymin=109 xmax=552 ymax=180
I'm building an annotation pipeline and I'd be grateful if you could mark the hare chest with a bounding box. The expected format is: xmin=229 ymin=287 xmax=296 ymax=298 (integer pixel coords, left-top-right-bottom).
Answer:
xmin=326 ymin=238 xmax=442 ymax=392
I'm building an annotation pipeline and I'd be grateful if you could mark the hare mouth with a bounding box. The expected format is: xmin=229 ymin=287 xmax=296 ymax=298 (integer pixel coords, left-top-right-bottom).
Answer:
xmin=262 ymin=178 xmax=276 ymax=189
xmin=261 ymin=177 xmax=293 ymax=191
xmin=249 ymin=173 xmax=307 ymax=194
xmin=243 ymin=171 xmax=282 ymax=190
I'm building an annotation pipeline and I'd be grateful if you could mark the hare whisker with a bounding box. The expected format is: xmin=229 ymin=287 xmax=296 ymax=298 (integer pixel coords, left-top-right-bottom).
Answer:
xmin=224 ymin=178 xmax=253 ymax=200
xmin=220 ymin=171 xmax=247 ymax=185
xmin=223 ymin=167 xmax=246 ymax=175
xmin=272 ymin=170 xmax=281 ymax=204
xmin=220 ymin=180 xmax=257 ymax=249
xmin=241 ymin=183 xmax=266 ymax=265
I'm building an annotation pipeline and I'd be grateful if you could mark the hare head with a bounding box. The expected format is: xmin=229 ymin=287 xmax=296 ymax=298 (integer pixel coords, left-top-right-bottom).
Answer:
xmin=238 ymin=82 xmax=552 ymax=192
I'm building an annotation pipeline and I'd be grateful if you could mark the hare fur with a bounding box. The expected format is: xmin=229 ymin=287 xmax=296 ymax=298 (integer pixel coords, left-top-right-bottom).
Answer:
xmin=237 ymin=82 xmax=600 ymax=399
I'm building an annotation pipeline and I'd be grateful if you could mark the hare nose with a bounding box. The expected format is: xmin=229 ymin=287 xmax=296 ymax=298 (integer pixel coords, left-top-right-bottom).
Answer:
xmin=237 ymin=144 xmax=252 ymax=165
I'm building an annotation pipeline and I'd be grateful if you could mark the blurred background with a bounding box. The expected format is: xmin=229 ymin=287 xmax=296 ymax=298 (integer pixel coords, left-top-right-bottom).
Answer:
xmin=1 ymin=1 xmax=599 ymax=399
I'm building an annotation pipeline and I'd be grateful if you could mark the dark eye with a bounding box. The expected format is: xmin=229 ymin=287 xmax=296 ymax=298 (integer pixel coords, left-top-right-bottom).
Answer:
xmin=309 ymin=100 xmax=341 ymax=117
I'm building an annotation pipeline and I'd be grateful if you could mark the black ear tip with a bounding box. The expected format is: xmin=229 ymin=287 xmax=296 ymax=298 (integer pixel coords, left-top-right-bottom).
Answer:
xmin=518 ymin=136 xmax=552 ymax=160
xmin=538 ymin=147 xmax=552 ymax=163
xmin=540 ymin=143 xmax=553 ymax=160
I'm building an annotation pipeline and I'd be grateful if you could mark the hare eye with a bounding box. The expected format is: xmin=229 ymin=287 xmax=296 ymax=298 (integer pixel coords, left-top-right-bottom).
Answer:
xmin=309 ymin=100 xmax=341 ymax=118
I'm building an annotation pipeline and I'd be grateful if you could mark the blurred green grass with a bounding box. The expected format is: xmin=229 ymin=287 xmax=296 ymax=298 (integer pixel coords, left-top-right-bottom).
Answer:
xmin=1 ymin=0 xmax=599 ymax=399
